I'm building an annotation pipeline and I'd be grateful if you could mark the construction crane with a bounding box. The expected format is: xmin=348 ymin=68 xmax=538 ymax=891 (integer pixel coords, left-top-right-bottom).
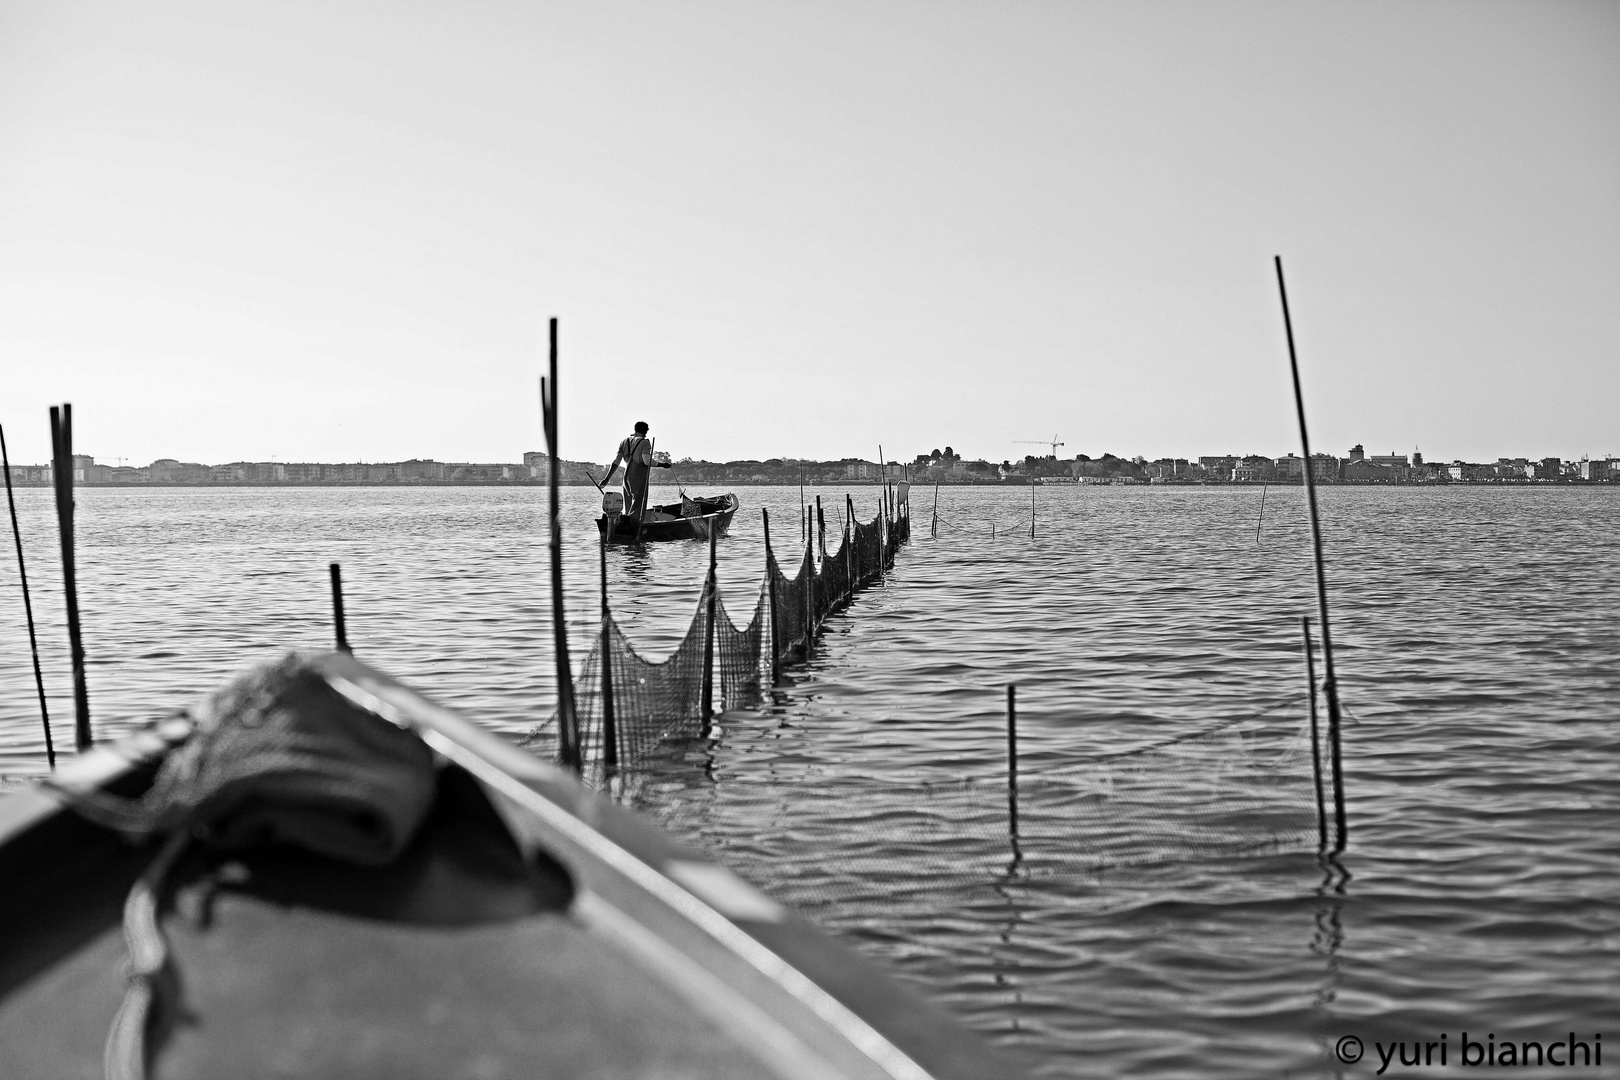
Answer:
xmin=1015 ymin=435 xmax=1066 ymax=457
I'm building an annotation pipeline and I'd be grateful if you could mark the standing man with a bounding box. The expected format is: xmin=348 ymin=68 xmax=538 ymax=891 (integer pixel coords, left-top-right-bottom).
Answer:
xmin=606 ymin=421 xmax=671 ymax=520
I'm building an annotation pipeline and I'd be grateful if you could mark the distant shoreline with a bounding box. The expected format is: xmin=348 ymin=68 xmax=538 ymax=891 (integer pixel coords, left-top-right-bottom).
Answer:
xmin=5 ymin=478 xmax=1613 ymax=490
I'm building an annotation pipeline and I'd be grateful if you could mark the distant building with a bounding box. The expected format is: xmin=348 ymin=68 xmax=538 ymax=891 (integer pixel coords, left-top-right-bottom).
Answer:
xmin=1233 ymin=456 xmax=1274 ymax=482
xmin=1343 ymin=459 xmax=1397 ymax=482
xmin=1309 ymin=454 xmax=1340 ymax=482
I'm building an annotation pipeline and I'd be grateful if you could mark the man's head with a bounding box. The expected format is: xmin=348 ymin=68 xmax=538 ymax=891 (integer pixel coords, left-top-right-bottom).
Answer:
xmin=634 ymin=421 xmax=649 ymax=434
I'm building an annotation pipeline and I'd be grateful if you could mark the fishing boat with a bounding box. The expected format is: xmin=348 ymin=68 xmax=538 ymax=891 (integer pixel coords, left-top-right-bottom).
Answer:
xmin=598 ymin=491 xmax=739 ymax=544
xmin=0 ymin=650 xmax=1017 ymax=1079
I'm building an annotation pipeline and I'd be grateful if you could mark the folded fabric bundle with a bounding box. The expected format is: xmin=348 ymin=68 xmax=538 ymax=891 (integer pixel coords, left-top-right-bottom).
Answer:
xmin=57 ymin=652 xmax=437 ymax=865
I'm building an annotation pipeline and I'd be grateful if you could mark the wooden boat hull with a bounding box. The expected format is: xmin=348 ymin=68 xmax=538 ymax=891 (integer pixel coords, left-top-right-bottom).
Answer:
xmin=0 ymin=651 xmax=1020 ymax=1079
xmin=597 ymin=492 xmax=739 ymax=544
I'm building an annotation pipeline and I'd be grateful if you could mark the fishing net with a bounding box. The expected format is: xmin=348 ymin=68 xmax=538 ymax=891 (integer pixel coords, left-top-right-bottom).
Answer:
xmin=524 ymin=502 xmax=910 ymax=775
xmin=633 ymin=693 xmax=1325 ymax=913
xmin=555 ymin=587 xmax=771 ymax=773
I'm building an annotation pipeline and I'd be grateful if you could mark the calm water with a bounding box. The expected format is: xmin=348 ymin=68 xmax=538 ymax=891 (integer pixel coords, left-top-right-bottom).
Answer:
xmin=2 ymin=483 xmax=1616 ymax=1077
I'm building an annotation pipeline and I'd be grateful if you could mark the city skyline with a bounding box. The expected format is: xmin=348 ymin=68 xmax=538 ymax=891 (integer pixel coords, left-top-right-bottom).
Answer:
xmin=7 ymin=441 xmax=1614 ymax=487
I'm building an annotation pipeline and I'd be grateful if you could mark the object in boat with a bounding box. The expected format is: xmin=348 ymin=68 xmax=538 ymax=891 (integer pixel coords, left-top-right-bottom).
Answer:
xmin=0 ymin=651 xmax=1018 ymax=1079
xmin=599 ymin=491 xmax=739 ymax=543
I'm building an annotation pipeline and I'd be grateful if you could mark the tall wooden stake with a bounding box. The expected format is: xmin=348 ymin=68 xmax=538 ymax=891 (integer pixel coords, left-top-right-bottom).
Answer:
xmin=541 ymin=319 xmax=581 ymax=772
xmin=877 ymin=496 xmax=886 ymax=583
xmin=931 ymin=479 xmax=939 ymax=538
xmin=1030 ymin=482 xmax=1036 ymax=538
xmin=1006 ymin=684 xmax=1019 ymax=839
xmin=49 ymin=405 xmax=91 ymax=752
xmin=1276 ymin=256 xmax=1346 ymax=851
xmin=600 ymin=536 xmax=618 ymax=767
xmin=844 ymin=495 xmax=854 ymax=601
xmin=815 ymin=495 xmax=825 ymax=563
xmin=763 ymin=509 xmax=780 ymax=683
xmin=1302 ymin=616 xmax=1327 ymax=851
xmin=802 ymin=536 xmax=815 ymax=645
xmin=2 ymin=424 xmax=54 ymax=768
xmin=329 ymin=563 xmax=350 ymax=653
xmin=701 ymin=527 xmax=718 ymax=721
xmin=1256 ymin=481 xmax=1269 ymax=545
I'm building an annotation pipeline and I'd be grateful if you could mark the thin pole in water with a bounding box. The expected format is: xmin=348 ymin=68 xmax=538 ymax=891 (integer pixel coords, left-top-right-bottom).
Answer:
xmin=1302 ymin=616 xmax=1327 ymax=852
xmin=815 ymin=495 xmax=825 ymax=563
xmin=329 ymin=563 xmax=350 ymax=653
xmin=876 ymin=496 xmax=886 ymax=583
xmin=844 ymin=495 xmax=854 ymax=602
xmin=701 ymin=526 xmax=718 ymax=722
xmin=541 ymin=318 xmax=581 ymax=773
xmin=600 ymin=536 xmax=617 ymax=768
xmin=48 ymin=405 xmax=91 ymax=752
xmin=1 ymin=424 xmax=54 ymax=768
xmin=1030 ymin=482 xmax=1036 ymax=539
xmin=1006 ymin=684 xmax=1019 ymax=840
xmin=1256 ymin=481 xmax=1269 ymax=545
xmin=932 ymin=479 xmax=939 ymax=538
xmin=1275 ymin=256 xmax=1346 ymax=852
xmin=763 ymin=509 xmax=780 ymax=684
xmin=802 ymin=522 xmax=816 ymax=646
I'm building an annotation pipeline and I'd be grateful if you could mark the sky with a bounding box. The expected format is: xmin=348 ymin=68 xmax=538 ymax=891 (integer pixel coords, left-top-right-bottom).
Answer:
xmin=2 ymin=0 xmax=1616 ymax=467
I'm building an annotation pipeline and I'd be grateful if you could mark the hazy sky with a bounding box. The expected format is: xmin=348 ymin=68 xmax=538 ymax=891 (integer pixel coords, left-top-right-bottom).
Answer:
xmin=3 ymin=1 xmax=1616 ymax=467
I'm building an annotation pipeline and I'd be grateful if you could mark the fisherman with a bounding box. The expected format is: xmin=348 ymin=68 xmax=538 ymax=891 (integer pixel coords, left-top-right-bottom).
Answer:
xmin=606 ymin=421 xmax=671 ymax=520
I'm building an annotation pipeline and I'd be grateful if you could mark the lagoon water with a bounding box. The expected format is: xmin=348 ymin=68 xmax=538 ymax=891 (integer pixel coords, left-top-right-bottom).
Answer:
xmin=1 ymin=482 xmax=1616 ymax=1077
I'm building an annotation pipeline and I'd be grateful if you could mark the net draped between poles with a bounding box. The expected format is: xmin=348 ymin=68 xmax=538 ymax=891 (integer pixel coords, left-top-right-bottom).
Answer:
xmin=523 ymin=500 xmax=911 ymax=777
xmin=633 ymin=693 xmax=1329 ymax=910
xmin=526 ymin=493 xmax=1343 ymax=897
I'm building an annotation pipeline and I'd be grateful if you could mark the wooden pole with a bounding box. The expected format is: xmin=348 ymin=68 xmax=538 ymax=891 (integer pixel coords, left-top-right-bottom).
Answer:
xmin=763 ymin=509 xmax=780 ymax=683
xmin=600 ymin=536 xmax=617 ymax=768
xmin=877 ymin=496 xmax=886 ymax=583
xmin=48 ymin=405 xmax=91 ymax=752
xmin=802 ymin=532 xmax=815 ymax=645
xmin=1006 ymin=684 xmax=1019 ymax=839
xmin=541 ymin=319 xmax=581 ymax=773
xmin=1276 ymin=256 xmax=1346 ymax=851
xmin=816 ymin=495 xmax=825 ymax=563
xmin=1302 ymin=616 xmax=1327 ymax=851
xmin=701 ymin=526 xmax=717 ymax=721
xmin=844 ymin=495 xmax=854 ymax=602
xmin=1256 ymin=481 xmax=1269 ymax=545
xmin=329 ymin=563 xmax=350 ymax=653
xmin=931 ymin=479 xmax=939 ymax=538
xmin=1 ymin=424 xmax=54 ymax=768
xmin=845 ymin=494 xmax=857 ymax=590
xmin=1030 ymin=481 xmax=1036 ymax=538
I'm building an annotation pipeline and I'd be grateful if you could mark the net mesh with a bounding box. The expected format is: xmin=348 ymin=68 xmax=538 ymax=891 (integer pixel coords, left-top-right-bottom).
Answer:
xmin=631 ymin=693 xmax=1325 ymax=911
xmin=524 ymin=491 xmax=1340 ymax=903
xmin=523 ymin=500 xmax=911 ymax=775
